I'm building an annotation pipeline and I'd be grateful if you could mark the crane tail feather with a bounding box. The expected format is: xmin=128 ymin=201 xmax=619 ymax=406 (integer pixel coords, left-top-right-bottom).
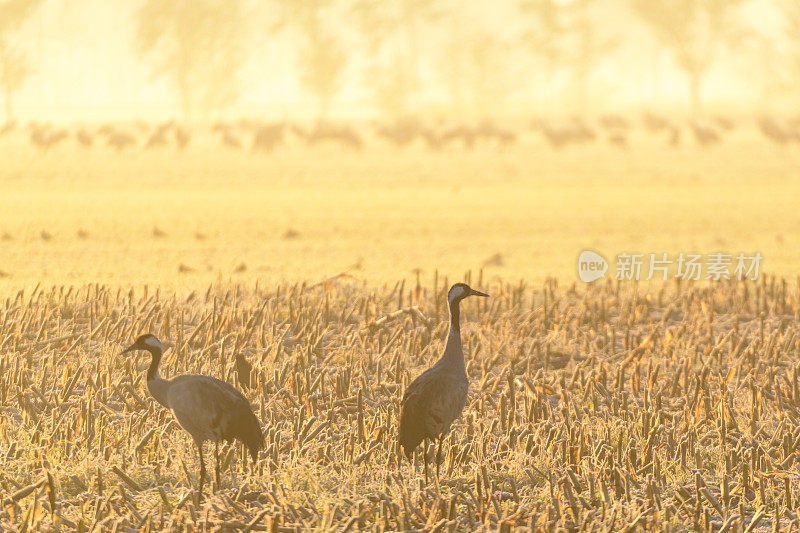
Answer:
xmin=398 ymin=407 xmax=426 ymax=459
xmin=229 ymin=405 xmax=264 ymax=461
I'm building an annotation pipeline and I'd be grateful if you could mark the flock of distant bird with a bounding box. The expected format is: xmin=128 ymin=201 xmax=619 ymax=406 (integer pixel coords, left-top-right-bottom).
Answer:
xmin=4 ymin=112 xmax=800 ymax=153
xmin=121 ymin=282 xmax=487 ymax=496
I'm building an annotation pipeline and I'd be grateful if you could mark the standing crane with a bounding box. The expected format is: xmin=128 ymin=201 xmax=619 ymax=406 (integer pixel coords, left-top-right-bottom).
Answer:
xmin=122 ymin=334 xmax=264 ymax=495
xmin=398 ymin=283 xmax=488 ymax=484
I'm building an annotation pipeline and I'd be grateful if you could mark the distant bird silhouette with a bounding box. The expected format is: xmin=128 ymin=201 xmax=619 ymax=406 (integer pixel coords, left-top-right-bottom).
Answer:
xmin=30 ymin=126 xmax=68 ymax=151
xmin=305 ymin=121 xmax=364 ymax=150
xmin=145 ymin=122 xmax=171 ymax=148
xmin=106 ymin=130 xmax=136 ymax=151
xmin=375 ymin=117 xmax=420 ymax=147
xmin=122 ymin=334 xmax=264 ymax=495
xmin=251 ymin=122 xmax=285 ymax=152
xmin=608 ymin=132 xmax=628 ymax=148
xmin=758 ymin=116 xmax=799 ymax=145
xmin=482 ymin=253 xmax=504 ymax=267
xmin=533 ymin=119 xmax=574 ymax=149
xmin=0 ymin=120 xmax=17 ymax=136
xmin=439 ymin=124 xmax=476 ymax=150
xmin=713 ymin=114 xmax=736 ymax=131
xmin=643 ymin=111 xmax=671 ymax=133
xmin=689 ymin=120 xmax=721 ymax=147
xmin=398 ymin=283 xmax=488 ymax=483
xmin=222 ymin=131 xmax=242 ymax=149
xmin=75 ymin=128 xmax=94 ymax=148
xmin=475 ymin=119 xmax=517 ymax=147
xmin=174 ymin=125 xmax=191 ymax=150
xmin=599 ymin=114 xmax=629 ymax=130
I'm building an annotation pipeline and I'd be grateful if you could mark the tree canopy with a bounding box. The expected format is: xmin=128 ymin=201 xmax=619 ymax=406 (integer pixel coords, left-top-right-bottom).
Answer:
xmin=134 ymin=0 xmax=247 ymax=121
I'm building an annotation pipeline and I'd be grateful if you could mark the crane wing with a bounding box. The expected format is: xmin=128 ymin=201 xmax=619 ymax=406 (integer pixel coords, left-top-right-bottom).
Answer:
xmin=399 ymin=370 xmax=468 ymax=457
xmin=167 ymin=375 xmax=255 ymax=443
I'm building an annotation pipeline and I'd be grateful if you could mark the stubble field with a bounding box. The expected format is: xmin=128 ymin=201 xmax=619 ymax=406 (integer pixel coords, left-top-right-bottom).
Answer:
xmin=0 ymin=129 xmax=799 ymax=530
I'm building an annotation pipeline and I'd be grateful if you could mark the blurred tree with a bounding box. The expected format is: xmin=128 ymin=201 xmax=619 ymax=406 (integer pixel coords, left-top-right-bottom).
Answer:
xmin=781 ymin=0 xmax=800 ymax=104
xmin=134 ymin=0 xmax=247 ymax=122
xmin=518 ymin=0 xmax=570 ymax=109
xmin=0 ymin=40 xmax=27 ymax=122
xmin=0 ymin=0 xmax=43 ymax=122
xmin=520 ymin=0 xmax=619 ymax=112
xmin=270 ymin=0 xmax=346 ymax=119
xmin=395 ymin=0 xmax=446 ymax=110
xmin=563 ymin=0 xmax=619 ymax=112
xmin=440 ymin=27 xmax=512 ymax=116
xmin=630 ymin=0 xmax=747 ymax=113
xmin=349 ymin=0 xmax=446 ymax=117
xmin=350 ymin=1 xmax=404 ymax=116
xmin=296 ymin=3 xmax=346 ymax=119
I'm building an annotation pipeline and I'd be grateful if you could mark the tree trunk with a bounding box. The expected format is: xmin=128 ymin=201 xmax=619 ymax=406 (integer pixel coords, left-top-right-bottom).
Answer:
xmin=689 ymin=72 xmax=702 ymax=115
xmin=4 ymin=89 xmax=12 ymax=123
xmin=177 ymin=58 xmax=191 ymax=123
xmin=403 ymin=12 xmax=417 ymax=109
xmin=318 ymin=94 xmax=329 ymax=122
xmin=575 ymin=67 xmax=590 ymax=115
xmin=179 ymin=78 xmax=191 ymax=124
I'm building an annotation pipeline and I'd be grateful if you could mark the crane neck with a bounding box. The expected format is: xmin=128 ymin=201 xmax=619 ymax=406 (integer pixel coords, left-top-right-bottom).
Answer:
xmin=145 ymin=346 xmax=162 ymax=381
xmin=144 ymin=346 xmax=171 ymax=408
xmin=442 ymin=296 xmax=465 ymax=372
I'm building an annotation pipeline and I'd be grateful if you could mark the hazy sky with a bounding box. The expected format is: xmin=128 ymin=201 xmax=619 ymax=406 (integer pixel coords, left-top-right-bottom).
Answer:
xmin=3 ymin=0 xmax=793 ymax=120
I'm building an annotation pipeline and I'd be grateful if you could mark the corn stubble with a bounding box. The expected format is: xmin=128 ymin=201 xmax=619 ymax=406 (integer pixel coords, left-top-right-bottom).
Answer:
xmin=0 ymin=274 xmax=799 ymax=531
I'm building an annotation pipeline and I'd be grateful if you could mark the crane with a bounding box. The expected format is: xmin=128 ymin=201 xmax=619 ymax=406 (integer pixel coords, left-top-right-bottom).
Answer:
xmin=122 ymin=334 xmax=264 ymax=495
xmin=398 ymin=282 xmax=488 ymax=484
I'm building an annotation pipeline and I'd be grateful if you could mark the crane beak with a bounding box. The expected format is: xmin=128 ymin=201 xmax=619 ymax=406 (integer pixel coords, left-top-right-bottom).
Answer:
xmin=470 ymin=289 xmax=489 ymax=298
xmin=120 ymin=344 xmax=136 ymax=354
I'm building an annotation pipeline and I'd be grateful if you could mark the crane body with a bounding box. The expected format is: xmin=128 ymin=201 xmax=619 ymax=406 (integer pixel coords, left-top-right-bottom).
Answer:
xmin=122 ymin=334 xmax=264 ymax=495
xmin=398 ymin=283 xmax=488 ymax=482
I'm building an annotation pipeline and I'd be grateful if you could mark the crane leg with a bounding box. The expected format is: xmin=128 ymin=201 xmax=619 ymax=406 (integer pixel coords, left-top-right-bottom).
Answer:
xmin=399 ymin=443 xmax=408 ymax=487
xmin=436 ymin=437 xmax=442 ymax=480
xmin=195 ymin=440 xmax=206 ymax=496
xmin=423 ymin=440 xmax=429 ymax=485
xmin=214 ymin=442 xmax=221 ymax=487
xmin=397 ymin=455 xmax=403 ymax=486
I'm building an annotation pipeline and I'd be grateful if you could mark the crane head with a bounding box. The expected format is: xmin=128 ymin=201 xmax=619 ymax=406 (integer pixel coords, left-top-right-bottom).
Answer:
xmin=121 ymin=333 xmax=165 ymax=354
xmin=448 ymin=283 xmax=489 ymax=304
